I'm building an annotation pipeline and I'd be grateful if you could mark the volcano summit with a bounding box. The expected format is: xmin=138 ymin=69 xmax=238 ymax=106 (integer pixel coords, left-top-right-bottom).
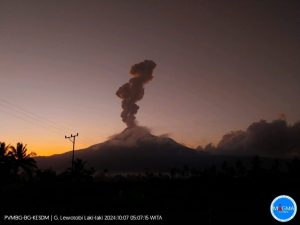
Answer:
xmin=36 ymin=127 xmax=207 ymax=172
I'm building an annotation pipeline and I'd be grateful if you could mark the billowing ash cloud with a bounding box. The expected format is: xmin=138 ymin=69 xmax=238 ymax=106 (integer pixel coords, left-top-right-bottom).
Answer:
xmin=211 ymin=119 xmax=300 ymax=157
xmin=116 ymin=60 xmax=156 ymax=127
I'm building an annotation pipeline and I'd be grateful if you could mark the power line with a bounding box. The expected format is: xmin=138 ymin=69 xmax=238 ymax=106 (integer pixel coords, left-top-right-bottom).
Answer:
xmin=65 ymin=133 xmax=79 ymax=173
xmin=0 ymin=106 xmax=63 ymax=136
xmin=0 ymin=98 xmax=98 ymax=144
xmin=0 ymin=101 xmax=65 ymax=133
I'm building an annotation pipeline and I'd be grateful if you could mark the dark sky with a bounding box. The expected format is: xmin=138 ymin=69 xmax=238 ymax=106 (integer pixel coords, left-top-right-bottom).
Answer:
xmin=0 ymin=0 xmax=299 ymax=155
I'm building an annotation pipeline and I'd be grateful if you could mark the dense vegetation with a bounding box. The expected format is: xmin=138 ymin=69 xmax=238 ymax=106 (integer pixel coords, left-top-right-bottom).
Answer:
xmin=1 ymin=141 xmax=299 ymax=224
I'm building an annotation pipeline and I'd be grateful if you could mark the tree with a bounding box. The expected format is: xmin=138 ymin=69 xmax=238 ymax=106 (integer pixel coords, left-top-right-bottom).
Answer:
xmin=0 ymin=142 xmax=12 ymax=177
xmin=270 ymin=159 xmax=280 ymax=177
xmin=65 ymin=158 xmax=94 ymax=181
xmin=287 ymin=157 xmax=300 ymax=178
xmin=221 ymin=161 xmax=235 ymax=177
xmin=235 ymin=160 xmax=246 ymax=177
xmin=0 ymin=142 xmax=10 ymax=160
xmin=250 ymin=155 xmax=263 ymax=177
xmin=9 ymin=143 xmax=37 ymax=176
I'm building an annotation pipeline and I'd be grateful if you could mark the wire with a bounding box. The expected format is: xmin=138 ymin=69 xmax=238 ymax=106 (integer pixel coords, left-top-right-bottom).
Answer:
xmin=0 ymin=98 xmax=99 ymax=144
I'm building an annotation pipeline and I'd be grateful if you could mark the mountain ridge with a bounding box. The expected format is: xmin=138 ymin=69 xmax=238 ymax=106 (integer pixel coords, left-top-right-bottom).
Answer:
xmin=35 ymin=126 xmax=207 ymax=172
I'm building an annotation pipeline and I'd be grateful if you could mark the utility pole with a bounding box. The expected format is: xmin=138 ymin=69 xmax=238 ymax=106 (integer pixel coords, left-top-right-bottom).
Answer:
xmin=65 ymin=133 xmax=79 ymax=173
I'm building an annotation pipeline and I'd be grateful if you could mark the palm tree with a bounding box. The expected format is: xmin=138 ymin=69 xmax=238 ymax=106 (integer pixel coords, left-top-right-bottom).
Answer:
xmin=65 ymin=158 xmax=94 ymax=181
xmin=0 ymin=142 xmax=10 ymax=161
xmin=9 ymin=142 xmax=37 ymax=176
xmin=0 ymin=142 xmax=12 ymax=176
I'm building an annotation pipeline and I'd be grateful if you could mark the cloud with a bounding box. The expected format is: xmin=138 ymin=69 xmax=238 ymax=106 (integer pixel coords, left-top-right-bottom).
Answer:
xmin=212 ymin=119 xmax=300 ymax=157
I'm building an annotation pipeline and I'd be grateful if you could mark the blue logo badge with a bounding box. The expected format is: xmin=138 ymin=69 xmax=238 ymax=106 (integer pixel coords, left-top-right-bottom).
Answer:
xmin=271 ymin=195 xmax=297 ymax=222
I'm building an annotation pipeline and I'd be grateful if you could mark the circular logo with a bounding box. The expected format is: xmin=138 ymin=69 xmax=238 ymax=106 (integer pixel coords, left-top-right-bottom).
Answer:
xmin=271 ymin=195 xmax=297 ymax=222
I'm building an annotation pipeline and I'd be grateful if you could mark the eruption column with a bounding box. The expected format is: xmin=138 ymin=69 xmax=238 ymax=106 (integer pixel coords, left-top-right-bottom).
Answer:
xmin=116 ymin=60 xmax=156 ymax=127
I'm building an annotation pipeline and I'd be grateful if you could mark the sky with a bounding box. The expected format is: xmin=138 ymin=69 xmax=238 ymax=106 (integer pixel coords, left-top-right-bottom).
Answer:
xmin=0 ymin=0 xmax=299 ymax=156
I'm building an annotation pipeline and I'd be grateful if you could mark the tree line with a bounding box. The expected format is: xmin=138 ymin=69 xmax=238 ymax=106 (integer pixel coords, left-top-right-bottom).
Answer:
xmin=1 ymin=141 xmax=300 ymax=183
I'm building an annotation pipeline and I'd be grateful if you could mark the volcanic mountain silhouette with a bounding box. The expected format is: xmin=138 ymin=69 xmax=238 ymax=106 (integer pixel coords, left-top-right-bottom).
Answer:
xmin=36 ymin=127 xmax=209 ymax=172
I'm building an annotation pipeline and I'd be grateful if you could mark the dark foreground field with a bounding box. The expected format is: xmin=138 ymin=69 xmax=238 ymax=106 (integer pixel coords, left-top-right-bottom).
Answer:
xmin=1 ymin=157 xmax=299 ymax=224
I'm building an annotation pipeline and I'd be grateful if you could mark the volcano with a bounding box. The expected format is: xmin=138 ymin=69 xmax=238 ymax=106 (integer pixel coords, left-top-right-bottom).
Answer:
xmin=36 ymin=127 xmax=209 ymax=173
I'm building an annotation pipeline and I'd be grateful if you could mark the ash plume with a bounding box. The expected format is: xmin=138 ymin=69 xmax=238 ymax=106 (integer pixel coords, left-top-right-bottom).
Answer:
xmin=212 ymin=119 xmax=300 ymax=157
xmin=116 ymin=60 xmax=156 ymax=127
